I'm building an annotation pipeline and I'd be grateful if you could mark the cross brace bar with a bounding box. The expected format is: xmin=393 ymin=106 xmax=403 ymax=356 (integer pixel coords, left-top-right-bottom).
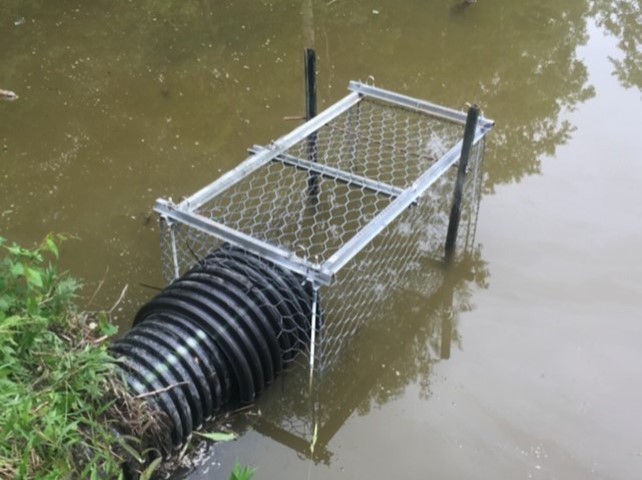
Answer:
xmin=249 ymin=145 xmax=405 ymax=199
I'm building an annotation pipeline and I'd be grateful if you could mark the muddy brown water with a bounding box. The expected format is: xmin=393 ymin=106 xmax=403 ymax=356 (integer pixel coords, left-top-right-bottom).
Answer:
xmin=1 ymin=1 xmax=641 ymax=479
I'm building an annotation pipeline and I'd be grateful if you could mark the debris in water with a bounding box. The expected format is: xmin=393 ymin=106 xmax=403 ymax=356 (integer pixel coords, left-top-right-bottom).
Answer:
xmin=0 ymin=89 xmax=19 ymax=102
xmin=194 ymin=432 xmax=238 ymax=443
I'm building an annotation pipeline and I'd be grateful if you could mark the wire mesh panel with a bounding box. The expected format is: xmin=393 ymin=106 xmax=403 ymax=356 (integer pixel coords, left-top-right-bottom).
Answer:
xmin=156 ymin=81 xmax=493 ymax=373
xmin=252 ymin=160 xmax=487 ymax=458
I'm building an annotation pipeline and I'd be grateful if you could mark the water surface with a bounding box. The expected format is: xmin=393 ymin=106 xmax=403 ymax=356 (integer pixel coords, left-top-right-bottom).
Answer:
xmin=1 ymin=1 xmax=641 ymax=479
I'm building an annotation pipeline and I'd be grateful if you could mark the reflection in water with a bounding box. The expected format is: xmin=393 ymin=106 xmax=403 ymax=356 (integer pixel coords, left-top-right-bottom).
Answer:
xmin=310 ymin=0 xmax=598 ymax=190
xmin=249 ymin=159 xmax=489 ymax=464
xmin=1 ymin=1 xmax=634 ymax=477
xmin=449 ymin=1 xmax=597 ymax=190
xmin=0 ymin=0 xmax=603 ymax=322
xmin=590 ymin=0 xmax=642 ymax=92
xmin=252 ymin=248 xmax=488 ymax=465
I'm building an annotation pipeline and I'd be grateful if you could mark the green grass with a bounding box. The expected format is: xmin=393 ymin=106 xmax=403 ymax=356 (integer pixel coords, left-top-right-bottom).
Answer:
xmin=230 ymin=461 xmax=256 ymax=480
xmin=0 ymin=234 xmax=257 ymax=479
xmin=0 ymin=234 xmax=128 ymax=478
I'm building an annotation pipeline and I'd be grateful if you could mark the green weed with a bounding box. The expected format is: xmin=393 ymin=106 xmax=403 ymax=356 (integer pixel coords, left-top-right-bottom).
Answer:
xmin=230 ymin=461 xmax=256 ymax=480
xmin=0 ymin=234 xmax=129 ymax=478
xmin=0 ymin=234 xmax=253 ymax=479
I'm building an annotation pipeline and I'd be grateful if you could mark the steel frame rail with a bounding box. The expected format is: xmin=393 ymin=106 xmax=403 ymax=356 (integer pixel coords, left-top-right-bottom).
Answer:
xmin=155 ymin=81 xmax=494 ymax=285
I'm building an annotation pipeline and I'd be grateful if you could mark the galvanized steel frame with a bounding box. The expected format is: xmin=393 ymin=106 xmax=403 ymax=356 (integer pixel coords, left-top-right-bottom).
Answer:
xmin=156 ymin=82 xmax=494 ymax=286
xmin=249 ymin=146 xmax=405 ymax=199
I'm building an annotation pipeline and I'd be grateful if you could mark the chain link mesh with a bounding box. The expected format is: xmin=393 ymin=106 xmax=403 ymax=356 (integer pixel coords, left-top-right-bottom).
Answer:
xmin=158 ymin=95 xmax=486 ymax=372
xmin=156 ymin=90 xmax=489 ymax=457
xmin=250 ymin=137 xmax=485 ymax=458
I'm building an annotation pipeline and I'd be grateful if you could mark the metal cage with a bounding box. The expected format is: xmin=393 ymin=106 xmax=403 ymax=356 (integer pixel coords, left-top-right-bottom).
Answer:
xmin=156 ymin=81 xmax=494 ymax=375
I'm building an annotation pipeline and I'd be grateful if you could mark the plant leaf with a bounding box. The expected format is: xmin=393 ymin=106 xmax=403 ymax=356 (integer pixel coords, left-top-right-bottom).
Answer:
xmin=99 ymin=318 xmax=118 ymax=337
xmin=140 ymin=457 xmax=162 ymax=480
xmin=114 ymin=437 xmax=143 ymax=463
xmin=231 ymin=462 xmax=256 ymax=480
xmin=45 ymin=237 xmax=59 ymax=259
xmin=25 ymin=267 xmax=43 ymax=288
xmin=10 ymin=262 xmax=24 ymax=277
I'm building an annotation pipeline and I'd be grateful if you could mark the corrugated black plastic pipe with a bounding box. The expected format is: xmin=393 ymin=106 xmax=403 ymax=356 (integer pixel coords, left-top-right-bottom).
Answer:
xmin=109 ymin=246 xmax=319 ymax=451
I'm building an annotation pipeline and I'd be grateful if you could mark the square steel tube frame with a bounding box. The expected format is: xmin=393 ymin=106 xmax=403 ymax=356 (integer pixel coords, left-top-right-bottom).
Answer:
xmin=249 ymin=145 xmax=406 ymax=199
xmin=155 ymin=82 xmax=495 ymax=286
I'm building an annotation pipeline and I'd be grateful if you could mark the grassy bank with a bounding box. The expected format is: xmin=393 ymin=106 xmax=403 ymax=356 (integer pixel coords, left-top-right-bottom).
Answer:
xmin=0 ymin=235 xmax=256 ymax=479
xmin=0 ymin=235 xmax=162 ymax=479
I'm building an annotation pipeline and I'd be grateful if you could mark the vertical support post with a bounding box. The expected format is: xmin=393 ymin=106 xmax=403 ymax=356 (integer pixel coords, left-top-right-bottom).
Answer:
xmin=305 ymin=48 xmax=320 ymax=196
xmin=167 ymin=219 xmax=181 ymax=280
xmin=305 ymin=48 xmax=317 ymax=121
xmin=307 ymin=283 xmax=320 ymax=456
xmin=445 ymin=105 xmax=480 ymax=262
xmin=308 ymin=284 xmax=319 ymax=390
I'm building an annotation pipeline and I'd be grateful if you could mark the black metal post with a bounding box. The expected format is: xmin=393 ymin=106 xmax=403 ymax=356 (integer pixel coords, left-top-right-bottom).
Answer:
xmin=305 ymin=48 xmax=320 ymax=196
xmin=305 ymin=48 xmax=317 ymax=120
xmin=445 ymin=105 xmax=480 ymax=262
